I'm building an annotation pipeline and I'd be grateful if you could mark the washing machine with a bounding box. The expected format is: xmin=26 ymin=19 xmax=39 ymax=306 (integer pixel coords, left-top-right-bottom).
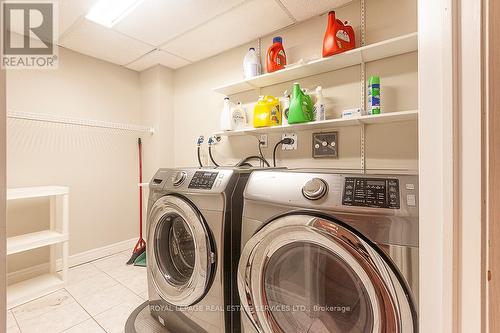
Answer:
xmin=238 ymin=169 xmax=418 ymax=333
xmin=146 ymin=167 xmax=251 ymax=333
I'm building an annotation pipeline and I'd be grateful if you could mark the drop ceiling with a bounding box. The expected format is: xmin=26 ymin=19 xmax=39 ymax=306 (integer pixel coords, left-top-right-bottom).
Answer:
xmin=52 ymin=0 xmax=353 ymax=71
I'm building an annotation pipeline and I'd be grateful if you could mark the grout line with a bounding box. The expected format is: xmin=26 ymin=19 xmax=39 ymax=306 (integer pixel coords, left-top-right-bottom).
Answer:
xmin=64 ymin=289 xmax=108 ymax=333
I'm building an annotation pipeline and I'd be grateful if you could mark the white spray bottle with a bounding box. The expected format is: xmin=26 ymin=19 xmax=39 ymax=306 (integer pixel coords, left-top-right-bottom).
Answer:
xmin=314 ymin=86 xmax=326 ymax=121
xmin=220 ymin=97 xmax=234 ymax=131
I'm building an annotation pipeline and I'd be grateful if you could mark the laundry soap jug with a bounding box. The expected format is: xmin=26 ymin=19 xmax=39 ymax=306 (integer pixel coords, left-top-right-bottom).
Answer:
xmin=243 ymin=47 xmax=261 ymax=79
xmin=288 ymin=83 xmax=314 ymax=124
xmin=220 ymin=97 xmax=234 ymax=131
xmin=232 ymin=102 xmax=248 ymax=130
xmin=280 ymin=90 xmax=290 ymax=126
xmin=253 ymin=95 xmax=281 ymax=128
xmin=322 ymin=11 xmax=355 ymax=57
xmin=266 ymin=37 xmax=286 ymax=73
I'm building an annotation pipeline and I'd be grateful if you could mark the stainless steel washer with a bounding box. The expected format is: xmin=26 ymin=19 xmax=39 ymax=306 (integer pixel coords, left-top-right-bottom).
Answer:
xmin=238 ymin=170 xmax=419 ymax=333
xmin=147 ymin=167 xmax=252 ymax=333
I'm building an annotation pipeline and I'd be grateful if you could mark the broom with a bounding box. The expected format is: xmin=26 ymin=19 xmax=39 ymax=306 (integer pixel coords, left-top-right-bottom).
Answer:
xmin=127 ymin=138 xmax=146 ymax=265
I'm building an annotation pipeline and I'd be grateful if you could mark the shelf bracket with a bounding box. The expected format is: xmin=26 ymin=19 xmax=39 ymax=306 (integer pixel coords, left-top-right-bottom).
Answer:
xmin=361 ymin=123 xmax=366 ymax=173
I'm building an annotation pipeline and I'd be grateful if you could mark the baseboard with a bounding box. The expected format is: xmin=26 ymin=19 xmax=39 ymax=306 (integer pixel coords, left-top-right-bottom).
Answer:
xmin=7 ymin=238 xmax=137 ymax=284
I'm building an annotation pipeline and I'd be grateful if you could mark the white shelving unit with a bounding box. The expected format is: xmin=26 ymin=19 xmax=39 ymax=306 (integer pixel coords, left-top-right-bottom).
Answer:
xmin=213 ymin=33 xmax=417 ymax=96
xmin=213 ymin=110 xmax=418 ymax=137
xmin=7 ymin=186 xmax=69 ymax=309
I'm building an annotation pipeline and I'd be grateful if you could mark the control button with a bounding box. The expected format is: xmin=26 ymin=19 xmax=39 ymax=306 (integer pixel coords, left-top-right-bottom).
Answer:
xmin=407 ymin=194 xmax=416 ymax=206
xmin=172 ymin=171 xmax=187 ymax=187
xmin=302 ymin=178 xmax=328 ymax=200
xmin=315 ymin=143 xmax=320 ymax=149
xmin=322 ymin=141 xmax=328 ymax=147
xmin=330 ymin=141 xmax=336 ymax=147
xmin=406 ymin=183 xmax=415 ymax=190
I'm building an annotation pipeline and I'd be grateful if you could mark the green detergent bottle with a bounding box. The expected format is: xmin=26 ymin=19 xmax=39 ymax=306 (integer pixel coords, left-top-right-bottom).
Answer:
xmin=288 ymin=82 xmax=314 ymax=124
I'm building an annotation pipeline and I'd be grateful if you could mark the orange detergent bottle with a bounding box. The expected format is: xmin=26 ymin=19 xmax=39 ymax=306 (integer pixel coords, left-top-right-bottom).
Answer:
xmin=266 ymin=36 xmax=286 ymax=73
xmin=322 ymin=11 xmax=355 ymax=57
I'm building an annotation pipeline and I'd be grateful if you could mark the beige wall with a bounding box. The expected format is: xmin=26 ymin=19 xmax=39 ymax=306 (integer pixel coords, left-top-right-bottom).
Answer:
xmin=6 ymin=47 xmax=145 ymax=272
xmin=173 ymin=0 xmax=418 ymax=171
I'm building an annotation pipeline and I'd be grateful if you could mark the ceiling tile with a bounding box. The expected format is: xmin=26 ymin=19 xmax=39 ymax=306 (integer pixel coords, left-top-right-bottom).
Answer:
xmin=113 ymin=0 xmax=246 ymax=46
xmin=126 ymin=49 xmax=190 ymax=71
xmin=161 ymin=0 xmax=294 ymax=62
xmin=59 ymin=0 xmax=99 ymax=36
xmin=280 ymin=0 xmax=354 ymax=21
xmin=59 ymin=20 xmax=154 ymax=65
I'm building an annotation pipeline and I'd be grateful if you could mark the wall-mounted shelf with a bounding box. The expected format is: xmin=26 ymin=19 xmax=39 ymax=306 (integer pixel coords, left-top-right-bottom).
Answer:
xmin=213 ymin=33 xmax=418 ymax=96
xmin=7 ymin=186 xmax=70 ymax=309
xmin=213 ymin=110 xmax=418 ymax=137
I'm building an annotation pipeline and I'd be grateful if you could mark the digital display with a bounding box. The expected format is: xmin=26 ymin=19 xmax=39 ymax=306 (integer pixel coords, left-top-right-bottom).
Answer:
xmin=188 ymin=171 xmax=219 ymax=190
xmin=367 ymin=180 xmax=385 ymax=186
xmin=343 ymin=177 xmax=400 ymax=209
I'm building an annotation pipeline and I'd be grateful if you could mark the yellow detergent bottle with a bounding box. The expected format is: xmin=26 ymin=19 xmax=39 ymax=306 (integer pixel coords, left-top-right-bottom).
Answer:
xmin=253 ymin=95 xmax=282 ymax=128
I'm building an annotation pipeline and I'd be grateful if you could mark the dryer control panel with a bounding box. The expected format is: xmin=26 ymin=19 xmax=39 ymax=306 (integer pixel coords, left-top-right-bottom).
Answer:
xmin=343 ymin=177 xmax=400 ymax=209
xmin=188 ymin=171 xmax=219 ymax=190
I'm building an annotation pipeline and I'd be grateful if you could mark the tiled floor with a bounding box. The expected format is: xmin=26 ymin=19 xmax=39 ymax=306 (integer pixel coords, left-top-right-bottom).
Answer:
xmin=7 ymin=250 xmax=148 ymax=333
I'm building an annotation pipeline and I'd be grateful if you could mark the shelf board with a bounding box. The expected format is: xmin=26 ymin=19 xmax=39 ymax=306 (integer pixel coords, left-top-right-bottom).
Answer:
xmin=7 ymin=186 xmax=69 ymax=200
xmin=213 ymin=33 xmax=418 ymax=95
xmin=7 ymin=230 xmax=68 ymax=255
xmin=213 ymin=110 xmax=418 ymax=137
xmin=7 ymin=273 xmax=65 ymax=309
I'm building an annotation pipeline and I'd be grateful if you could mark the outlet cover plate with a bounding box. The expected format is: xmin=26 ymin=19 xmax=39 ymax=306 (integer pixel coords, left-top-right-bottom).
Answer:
xmin=259 ymin=134 xmax=268 ymax=148
xmin=312 ymin=132 xmax=338 ymax=158
xmin=282 ymin=133 xmax=297 ymax=150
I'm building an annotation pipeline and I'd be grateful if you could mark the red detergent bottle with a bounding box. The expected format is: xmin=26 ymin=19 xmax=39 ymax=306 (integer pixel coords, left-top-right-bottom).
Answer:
xmin=322 ymin=11 xmax=355 ymax=57
xmin=267 ymin=36 xmax=286 ymax=73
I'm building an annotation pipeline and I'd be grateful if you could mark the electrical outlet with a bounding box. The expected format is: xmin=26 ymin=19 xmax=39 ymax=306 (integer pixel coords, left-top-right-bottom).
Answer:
xmin=259 ymin=134 xmax=268 ymax=148
xmin=312 ymin=132 xmax=338 ymax=158
xmin=282 ymin=133 xmax=297 ymax=150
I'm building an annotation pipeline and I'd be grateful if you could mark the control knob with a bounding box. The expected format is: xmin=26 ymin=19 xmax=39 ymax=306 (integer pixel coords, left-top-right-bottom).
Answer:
xmin=172 ymin=171 xmax=187 ymax=187
xmin=302 ymin=178 xmax=328 ymax=200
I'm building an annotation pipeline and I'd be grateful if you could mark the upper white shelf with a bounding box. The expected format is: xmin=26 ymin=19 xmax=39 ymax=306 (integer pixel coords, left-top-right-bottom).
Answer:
xmin=7 ymin=186 xmax=69 ymax=200
xmin=213 ymin=33 xmax=418 ymax=96
xmin=213 ymin=110 xmax=418 ymax=137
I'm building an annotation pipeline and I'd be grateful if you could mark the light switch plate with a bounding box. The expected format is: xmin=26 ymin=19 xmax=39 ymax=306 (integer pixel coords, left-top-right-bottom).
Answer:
xmin=312 ymin=132 xmax=338 ymax=158
xmin=282 ymin=133 xmax=297 ymax=150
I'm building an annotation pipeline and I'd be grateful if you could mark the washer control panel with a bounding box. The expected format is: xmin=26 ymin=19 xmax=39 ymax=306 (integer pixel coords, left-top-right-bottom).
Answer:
xmin=188 ymin=171 xmax=219 ymax=190
xmin=343 ymin=177 xmax=400 ymax=209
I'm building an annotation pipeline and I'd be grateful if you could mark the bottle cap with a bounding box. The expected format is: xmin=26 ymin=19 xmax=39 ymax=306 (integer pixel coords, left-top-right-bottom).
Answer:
xmin=272 ymin=36 xmax=283 ymax=44
xmin=249 ymin=47 xmax=255 ymax=51
xmin=224 ymin=97 xmax=229 ymax=100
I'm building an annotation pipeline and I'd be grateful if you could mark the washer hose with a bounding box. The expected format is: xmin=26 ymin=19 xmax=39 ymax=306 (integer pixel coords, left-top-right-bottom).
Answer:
xmin=208 ymin=145 xmax=220 ymax=167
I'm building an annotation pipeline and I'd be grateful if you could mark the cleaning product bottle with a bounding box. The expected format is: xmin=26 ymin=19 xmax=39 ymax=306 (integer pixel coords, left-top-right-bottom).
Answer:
xmin=288 ymin=83 xmax=314 ymax=124
xmin=231 ymin=102 xmax=248 ymax=130
xmin=266 ymin=37 xmax=286 ymax=73
xmin=220 ymin=97 xmax=234 ymax=131
xmin=243 ymin=47 xmax=261 ymax=79
xmin=281 ymin=90 xmax=290 ymax=126
xmin=253 ymin=95 xmax=281 ymax=128
xmin=314 ymin=86 xmax=326 ymax=121
xmin=367 ymin=76 xmax=381 ymax=115
xmin=322 ymin=11 xmax=356 ymax=57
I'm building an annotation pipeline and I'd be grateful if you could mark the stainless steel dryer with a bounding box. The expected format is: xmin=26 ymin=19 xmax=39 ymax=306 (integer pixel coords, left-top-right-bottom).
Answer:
xmin=238 ymin=169 xmax=418 ymax=333
xmin=147 ymin=167 xmax=251 ymax=333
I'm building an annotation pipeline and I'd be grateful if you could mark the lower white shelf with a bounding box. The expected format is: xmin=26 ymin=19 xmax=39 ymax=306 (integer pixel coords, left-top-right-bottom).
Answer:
xmin=7 ymin=273 xmax=65 ymax=309
xmin=213 ymin=110 xmax=418 ymax=137
xmin=7 ymin=230 xmax=68 ymax=255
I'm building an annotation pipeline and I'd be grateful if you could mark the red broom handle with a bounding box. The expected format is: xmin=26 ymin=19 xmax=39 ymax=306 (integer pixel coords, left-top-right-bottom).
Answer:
xmin=138 ymin=138 xmax=143 ymax=239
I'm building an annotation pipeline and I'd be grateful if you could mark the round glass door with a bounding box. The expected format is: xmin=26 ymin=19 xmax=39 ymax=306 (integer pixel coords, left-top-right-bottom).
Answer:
xmin=148 ymin=195 xmax=214 ymax=307
xmin=238 ymin=214 xmax=416 ymax=333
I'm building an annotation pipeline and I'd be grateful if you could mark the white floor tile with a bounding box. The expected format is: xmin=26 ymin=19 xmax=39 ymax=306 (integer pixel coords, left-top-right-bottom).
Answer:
xmin=15 ymin=300 xmax=90 ymax=333
xmin=104 ymin=265 xmax=148 ymax=295
xmin=93 ymin=253 xmax=130 ymax=273
xmin=6 ymin=325 xmax=21 ymax=333
xmin=12 ymin=289 xmax=74 ymax=322
xmin=62 ymin=319 xmax=106 ymax=333
xmin=7 ymin=310 xmax=17 ymax=328
xmin=74 ymin=283 xmax=144 ymax=316
xmin=65 ymin=270 xmax=118 ymax=301
xmin=93 ymin=301 xmax=143 ymax=333
xmin=67 ymin=263 xmax=102 ymax=286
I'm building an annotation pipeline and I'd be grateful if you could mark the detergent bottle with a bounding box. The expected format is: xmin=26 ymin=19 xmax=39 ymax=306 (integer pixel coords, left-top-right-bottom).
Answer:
xmin=253 ymin=95 xmax=282 ymax=128
xmin=231 ymin=102 xmax=248 ymax=130
xmin=280 ymin=90 xmax=290 ymax=126
xmin=322 ymin=11 xmax=356 ymax=57
xmin=288 ymin=83 xmax=314 ymax=124
xmin=243 ymin=47 xmax=261 ymax=79
xmin=266 ymin=37 xmax=286 ymax=73
xmin=314 ymin=86 xmax=326 ymax=121
xmin=220 ymin=97 xmax=234 ymax=131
